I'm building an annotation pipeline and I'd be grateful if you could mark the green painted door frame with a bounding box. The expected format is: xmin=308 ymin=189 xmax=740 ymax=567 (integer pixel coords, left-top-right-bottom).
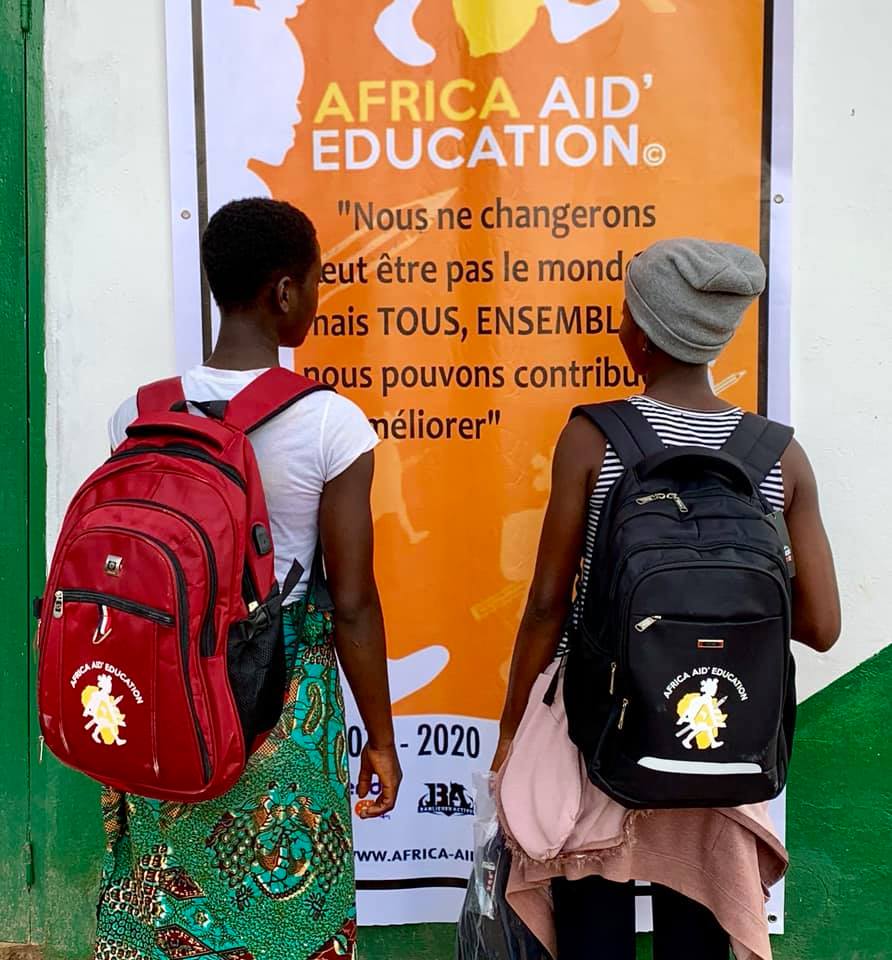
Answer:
xmin=0 ymin=0 xmax=44 ymax=946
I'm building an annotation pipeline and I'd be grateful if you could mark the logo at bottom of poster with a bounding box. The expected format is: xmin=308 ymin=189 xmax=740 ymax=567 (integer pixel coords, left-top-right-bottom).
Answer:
xmin=418 ymin=782 xmax=475 ymax=817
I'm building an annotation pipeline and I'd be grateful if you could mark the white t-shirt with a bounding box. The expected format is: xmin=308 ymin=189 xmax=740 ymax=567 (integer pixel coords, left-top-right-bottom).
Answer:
xmin=108 ymin=366 xmax=379 ymax=594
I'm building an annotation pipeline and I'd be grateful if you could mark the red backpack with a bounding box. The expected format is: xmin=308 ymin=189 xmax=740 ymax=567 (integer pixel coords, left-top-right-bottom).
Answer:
xmin=37 ymin=367 xmax=328 ymax=802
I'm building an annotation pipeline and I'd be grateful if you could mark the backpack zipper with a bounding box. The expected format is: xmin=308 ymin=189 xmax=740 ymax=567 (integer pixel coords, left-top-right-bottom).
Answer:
xmin=57 ymin=589 xmax=174 ymax=626
xmin=635 ymin=492 xmax=688 ymax=513
xmin=108 ymin=443 xmax=246 ymax=490
xmin=88 ymin=525 xmax=211 ymax=783
xmin=607 ymin=489 xmax=770 ymax=543
xmin=635 ymin=612 xmax=780 ymax=631
xmin=617 ymin=698 xmax=629 ymax=730
xmin=103 ymin=499 xmax=219 ymax=656
xmin=242 ymin=566 xmax=260 ymax=613
xmin=617 ymin=485 xmax=764 ymax=518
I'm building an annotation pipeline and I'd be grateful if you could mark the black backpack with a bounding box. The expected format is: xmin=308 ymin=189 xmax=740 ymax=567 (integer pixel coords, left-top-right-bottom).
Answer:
xmin=562 ymin=400 xmax=797 ymax=809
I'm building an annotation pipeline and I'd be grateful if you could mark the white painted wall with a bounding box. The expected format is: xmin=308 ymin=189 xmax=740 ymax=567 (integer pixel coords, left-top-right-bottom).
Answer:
xmin=789 ymin=0 xmax=892 ymax=698
xmin=44 ymin=0 xmax=892 ymax=699
xmin=44 ymin=0 xmax=174 ymax=542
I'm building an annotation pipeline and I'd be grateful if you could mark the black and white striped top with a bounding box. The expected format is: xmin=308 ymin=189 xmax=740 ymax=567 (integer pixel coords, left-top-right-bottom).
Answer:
xmin=564 ymin=395 xmax=785 ymax=645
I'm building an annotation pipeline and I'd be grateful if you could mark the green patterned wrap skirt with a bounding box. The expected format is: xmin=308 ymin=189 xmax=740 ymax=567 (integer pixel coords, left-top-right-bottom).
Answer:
xmin=94 ymin=601 xmax=356 ymax=960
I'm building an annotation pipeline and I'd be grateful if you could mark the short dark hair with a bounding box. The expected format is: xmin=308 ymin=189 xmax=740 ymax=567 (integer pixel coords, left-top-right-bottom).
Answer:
xmin=201 ymin=198 xmax=318 ymax=310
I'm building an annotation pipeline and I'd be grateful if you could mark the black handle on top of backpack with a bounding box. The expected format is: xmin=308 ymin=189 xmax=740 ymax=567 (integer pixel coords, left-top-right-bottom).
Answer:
xmin=170 ymin=399 xmax=230 ymax=421
xmin=636 ymin=446 xmax=756 ymax=496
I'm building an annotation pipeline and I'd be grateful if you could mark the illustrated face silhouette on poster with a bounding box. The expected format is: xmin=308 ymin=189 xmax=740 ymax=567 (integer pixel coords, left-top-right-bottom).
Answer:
xmin=165 ymin=0 xmax=793 ymax=926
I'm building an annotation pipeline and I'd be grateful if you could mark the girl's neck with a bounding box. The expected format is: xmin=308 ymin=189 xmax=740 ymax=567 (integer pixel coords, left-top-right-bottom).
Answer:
xmin=643 ymin=364 xmax=730 ymax=412
xmin=204 ymin=314 xmax=281 ymax=371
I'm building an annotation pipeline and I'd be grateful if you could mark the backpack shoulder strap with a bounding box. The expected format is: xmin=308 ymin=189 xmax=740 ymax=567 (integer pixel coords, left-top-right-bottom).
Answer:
xmin=224 ymin=367 xmax=333 ymax=434
xmin=722 ymin=412 xmax=795 ymax=486
xmin=136 ymin=377 xmax=186 ymax=416
xmin=570 ymin=400 xmax=664 ymax=468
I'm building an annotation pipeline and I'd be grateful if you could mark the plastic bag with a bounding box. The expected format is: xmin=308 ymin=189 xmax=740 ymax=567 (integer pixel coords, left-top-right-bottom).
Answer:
xmin=455 ymin=774 xmax=549 ymax=960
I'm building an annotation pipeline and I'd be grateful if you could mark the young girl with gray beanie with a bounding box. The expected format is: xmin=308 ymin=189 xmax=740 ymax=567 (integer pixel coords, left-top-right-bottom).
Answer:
xmin=493 ymin=238 xmax=841 ymax=960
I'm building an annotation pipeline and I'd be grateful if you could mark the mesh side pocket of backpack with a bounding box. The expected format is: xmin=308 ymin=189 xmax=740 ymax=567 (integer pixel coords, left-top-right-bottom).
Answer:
xmin=227 ymin=583 xmax=287 ymax=753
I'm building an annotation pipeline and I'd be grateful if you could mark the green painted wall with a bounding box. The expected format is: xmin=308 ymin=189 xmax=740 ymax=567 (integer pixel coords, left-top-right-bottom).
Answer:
xmin=777 ymin=644 xmax=892 ymax=960
xmin=0 ymin=0 xmax=40 ymax=945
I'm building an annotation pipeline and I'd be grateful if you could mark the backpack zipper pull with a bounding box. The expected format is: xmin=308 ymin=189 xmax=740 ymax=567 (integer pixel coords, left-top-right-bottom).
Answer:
xmin=635 ymin=615 xmax=662 ymax=633
xmin=618 ymin=698 xmax=629 ymax=730
xmin=609 ymin=662 xmax=617 ymax=695
xmin=636 ymin=492 xmax=688 ymax=514
xmin=52 ymin=591 xmax=64 ymax=619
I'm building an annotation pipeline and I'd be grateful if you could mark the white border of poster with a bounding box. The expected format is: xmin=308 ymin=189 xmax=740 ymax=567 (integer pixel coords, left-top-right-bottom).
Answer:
xmin=163 ymin=0 xmax=793 ymax=931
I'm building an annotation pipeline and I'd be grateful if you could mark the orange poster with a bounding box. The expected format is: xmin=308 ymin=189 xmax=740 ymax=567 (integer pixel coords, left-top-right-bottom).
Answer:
xmin=167 ymin=0 xmax=791 ymax=925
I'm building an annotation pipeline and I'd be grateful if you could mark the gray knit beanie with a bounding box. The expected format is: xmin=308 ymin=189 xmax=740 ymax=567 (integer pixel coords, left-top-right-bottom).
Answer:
xmin=624 ymin=238 xmax=766 ymax=364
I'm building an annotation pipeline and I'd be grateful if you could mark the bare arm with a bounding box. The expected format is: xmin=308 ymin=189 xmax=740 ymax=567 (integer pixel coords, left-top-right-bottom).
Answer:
xmin=782 ymin=439 xmax=841 ymax=652
xmin=493 ymin=418 xmax=604 ymax=768
xmin=319 ymin=450 xmax=401 ymax=816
